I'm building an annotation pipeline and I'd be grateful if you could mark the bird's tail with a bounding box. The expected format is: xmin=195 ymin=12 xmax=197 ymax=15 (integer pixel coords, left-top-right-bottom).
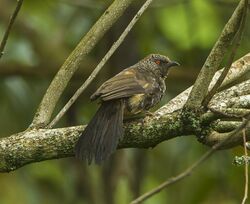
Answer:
xmin=75 ymin=100 xmax=124 ymax=164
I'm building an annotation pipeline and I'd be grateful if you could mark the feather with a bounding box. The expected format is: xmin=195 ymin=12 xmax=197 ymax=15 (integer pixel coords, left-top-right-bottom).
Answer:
xmin=75 ymin=100 xmax=124 ymax=164
xmin=90 ymin=68 xmax=147 ymax=101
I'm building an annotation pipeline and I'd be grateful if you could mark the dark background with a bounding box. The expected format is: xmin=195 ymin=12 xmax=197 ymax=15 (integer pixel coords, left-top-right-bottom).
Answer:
xmin=0 ymin=0 xmax=250 ymax=203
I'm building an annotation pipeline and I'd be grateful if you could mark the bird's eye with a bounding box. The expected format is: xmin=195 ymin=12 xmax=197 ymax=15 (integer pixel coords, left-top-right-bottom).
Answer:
xmin=155 ymin=60 xmax=161 ymax=65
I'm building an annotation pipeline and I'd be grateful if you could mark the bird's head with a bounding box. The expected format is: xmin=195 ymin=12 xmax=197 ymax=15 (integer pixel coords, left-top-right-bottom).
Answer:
xmin=143 ymin=54 xmax=180 ymax=78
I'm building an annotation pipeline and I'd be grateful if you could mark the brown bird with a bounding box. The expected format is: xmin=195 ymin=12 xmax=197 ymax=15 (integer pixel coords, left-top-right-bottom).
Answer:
xmin=75 ymin=54 xmax=179 ymax=164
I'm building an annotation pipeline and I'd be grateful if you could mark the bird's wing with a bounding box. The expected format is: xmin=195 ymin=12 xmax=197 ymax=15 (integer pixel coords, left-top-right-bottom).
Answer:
xmin=91 ymin=68 xmax=151 ymax=101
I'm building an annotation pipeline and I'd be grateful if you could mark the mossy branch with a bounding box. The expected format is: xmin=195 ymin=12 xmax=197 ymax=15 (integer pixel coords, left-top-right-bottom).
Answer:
xmin=185 ymin=0 xmax=246 ymax=109
xmin=0 ymin=54 xmax=249 ymax=172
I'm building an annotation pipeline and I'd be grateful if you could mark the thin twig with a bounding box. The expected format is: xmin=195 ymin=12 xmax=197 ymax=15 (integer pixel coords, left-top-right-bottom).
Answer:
xmin=130 ymin=114 xmax=250 ymax=204
xmin=30 ymin=0 xmax=135 ymax=128
xmin=0 ymin=0 xmax=24 ymax=59
xmin=48 ymin=0 xmax=154 ymax=128
xmin=242 ymin=122 xmax=248 ymax=204
xmin=202 ymin=0 xmax=248 ymax=107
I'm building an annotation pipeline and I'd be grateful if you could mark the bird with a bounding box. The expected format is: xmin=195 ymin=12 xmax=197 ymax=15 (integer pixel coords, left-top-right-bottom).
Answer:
xmin=75 ymin=54 xmax=180 ymax=164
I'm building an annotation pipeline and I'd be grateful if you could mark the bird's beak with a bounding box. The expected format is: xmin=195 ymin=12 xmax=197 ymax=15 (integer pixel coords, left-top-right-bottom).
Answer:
xmin=168 ymin=61 xmax=180 ymax=68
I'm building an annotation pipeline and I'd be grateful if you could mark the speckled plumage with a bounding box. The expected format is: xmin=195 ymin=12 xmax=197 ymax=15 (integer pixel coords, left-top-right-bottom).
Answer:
xmin=75 ymin=54 xmax=179 ymax=164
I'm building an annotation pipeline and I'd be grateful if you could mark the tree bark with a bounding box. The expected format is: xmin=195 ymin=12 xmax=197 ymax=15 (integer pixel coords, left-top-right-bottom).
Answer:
xmin=0 ymin=53 xmax=249 ymax=173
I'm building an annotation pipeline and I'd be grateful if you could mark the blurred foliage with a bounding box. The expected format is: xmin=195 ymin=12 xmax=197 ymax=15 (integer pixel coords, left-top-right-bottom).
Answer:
xmin=0 ymin=0 xmax=249 ymax=203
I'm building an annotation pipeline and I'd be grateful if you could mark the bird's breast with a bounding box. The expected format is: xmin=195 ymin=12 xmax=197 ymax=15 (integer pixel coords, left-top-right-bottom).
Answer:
xmin=125 ymin=94 xmax=145 ymax=114
xmin=125 ymin=89 xmax=165 ymax=115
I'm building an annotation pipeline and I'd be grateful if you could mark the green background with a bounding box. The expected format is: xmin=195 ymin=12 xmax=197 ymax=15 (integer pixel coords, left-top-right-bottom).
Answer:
xmin=0 ymin=0 xmax=249 ymax=203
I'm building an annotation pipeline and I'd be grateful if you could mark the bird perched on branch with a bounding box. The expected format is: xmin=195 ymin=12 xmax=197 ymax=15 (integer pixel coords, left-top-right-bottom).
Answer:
xmin=75 ymin=54 xmax=179 ymax=164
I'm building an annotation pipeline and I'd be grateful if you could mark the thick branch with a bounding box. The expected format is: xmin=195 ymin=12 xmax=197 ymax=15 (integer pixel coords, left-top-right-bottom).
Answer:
xmin=1 ymin=54 xmax=249 ymax=172
xmin=130 ymin=113 xmax=250 ymax=204
xmin=185 ymin=0 xmax=246 ymax=109
xmin=1 ymin=79 xmax=250 ymax=172
xmin=0 ymin=112 xmax=183 ymax=172
xmin=201 ymin=128 xmax=250 ymax=149
xmin=209 ymin=80 xmax=250 ymax=109
xmin=202 ymin=0 xmax=247 ymax=107
xmin=30 ymin=0 xmax=135 ymax=128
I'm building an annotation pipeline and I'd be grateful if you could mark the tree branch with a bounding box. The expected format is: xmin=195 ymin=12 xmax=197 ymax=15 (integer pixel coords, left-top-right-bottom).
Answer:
xmin=0 ymin=0 xmax=23 ymax=59
xmin=48 ymin=0 xmax=154 ymax=128
xmin=184 ymin=0 xmax=246 ymax=109
xmin=30 ymin=0 xmax=135 ymax=128
xmin=0 ymin=61 xmax=249 ymax=172
xmin=242 ymin=125 xmax=249 ymax=204
xmin=202 ymin=0 xmax=248 ymax=107
xmin=0 ymin=111 xmax=183 ymax=172
xmin=130 ymin=114 xmax=250 ymax=204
